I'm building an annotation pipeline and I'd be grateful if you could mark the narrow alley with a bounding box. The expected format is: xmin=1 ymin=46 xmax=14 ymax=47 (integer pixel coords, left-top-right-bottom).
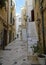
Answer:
xmin=0 ymin=0 xmax=46 ymax=65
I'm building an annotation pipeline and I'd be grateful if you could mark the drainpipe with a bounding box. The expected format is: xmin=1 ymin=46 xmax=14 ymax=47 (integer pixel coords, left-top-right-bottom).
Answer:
xmin=41 ymin=10 xmax=45 ymax=54
xmin=7 ymin=0 xmax=9 ymax=45
xmin=40 ymin=0 xmax=45 ymax=54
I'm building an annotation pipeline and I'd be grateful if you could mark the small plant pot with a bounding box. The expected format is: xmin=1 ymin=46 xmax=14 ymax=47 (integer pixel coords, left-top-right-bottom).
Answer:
xmin=38 ymin=55 xmax=45 ymax=65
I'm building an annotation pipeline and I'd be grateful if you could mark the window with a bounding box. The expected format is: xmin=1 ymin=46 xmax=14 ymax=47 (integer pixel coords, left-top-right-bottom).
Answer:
xmin=19 ymin=18 xmax=21 ymax=22
xmin=11 ymin=0 xmax=12 ymax=6
xmin=31 ymin=10 xmax=34 ymax=21
xmin=13 ymin=18 xmax=15 ymax=25
xmin=10 ymin=12 xmax=12 ymax=24
xmin=35 ymin=0 xmax=36 ymax=5
xmin=29 ymin=18 xmax=31 ymax=22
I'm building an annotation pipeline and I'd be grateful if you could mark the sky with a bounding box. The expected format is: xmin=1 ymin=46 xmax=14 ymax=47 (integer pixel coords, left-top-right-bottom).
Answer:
xmin=15 ymin=0 xmax=25 ymax=15
xmin=14 ymin=0 xmax=25 ymax=33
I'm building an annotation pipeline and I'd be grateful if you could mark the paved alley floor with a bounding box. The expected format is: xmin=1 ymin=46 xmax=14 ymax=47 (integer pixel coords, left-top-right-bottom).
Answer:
xmin=0 ymin=39 xmax=40 ymax=65
xmin=0 ymin=39 xmax=31 ymax=65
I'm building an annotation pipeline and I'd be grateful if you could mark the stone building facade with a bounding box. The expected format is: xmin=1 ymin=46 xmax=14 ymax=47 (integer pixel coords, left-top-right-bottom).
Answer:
xmin=0 ymin=0 xmax=16 ymax=49
xmin=0 ymin=0 xmax=8 ymax=49
xmin=33 ymin=0 xmax=46 ymax=53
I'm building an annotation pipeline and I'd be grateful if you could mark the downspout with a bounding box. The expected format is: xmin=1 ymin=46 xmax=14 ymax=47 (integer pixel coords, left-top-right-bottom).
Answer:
xmin=40 ymin=0 xmax=46 ymax=54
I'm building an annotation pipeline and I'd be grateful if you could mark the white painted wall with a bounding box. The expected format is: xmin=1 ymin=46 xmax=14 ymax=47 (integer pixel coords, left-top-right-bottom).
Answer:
xmin=28 ymin=22 xmax=38 ymax=41
xmin=22 ymin=29 xmax=27 ymax=42
xmin=25 ymin=0 xmax=38 ymax=55
xmin=25 ymin=0 xmax=33 ymax=18
xmin=27 ymin=22 xmax=38 ymax=55
xmin=16 ymin=15 xmax=21 ymax=34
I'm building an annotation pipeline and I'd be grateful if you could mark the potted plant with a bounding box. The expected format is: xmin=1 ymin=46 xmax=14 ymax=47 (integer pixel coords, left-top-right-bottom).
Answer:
xmin=38 ymin=54 xmax=45 ymax=65
xmin=36 ymin=47 xmax=45 ymax=65
xmin=33 ymin=45 xmax=45 ymax=65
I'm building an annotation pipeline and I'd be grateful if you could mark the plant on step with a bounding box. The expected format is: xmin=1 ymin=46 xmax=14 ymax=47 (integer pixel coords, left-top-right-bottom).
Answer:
xmin=30 ymin=45 xmax=39 ymax=55
xmin=33 ymin=45 xmax=39 ymax=53
xmin=32 ymin=44 xmax=42 ymax=54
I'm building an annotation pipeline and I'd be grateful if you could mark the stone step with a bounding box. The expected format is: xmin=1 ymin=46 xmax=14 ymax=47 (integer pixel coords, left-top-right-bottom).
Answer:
xmin=31 ymin=64 xmax=41 ymax=65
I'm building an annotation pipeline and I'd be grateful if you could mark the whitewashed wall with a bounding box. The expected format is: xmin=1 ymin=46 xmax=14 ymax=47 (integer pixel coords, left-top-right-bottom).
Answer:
xmin=16 ymin=15 xmax=21 ymax=34
xmin=28 ymin=22 xmax=38 ymax=41
xmin=25 ymin=0 xmax=38 ymax=55
xmin=26 ymin=0 xmax=33 ymax=18
xmin=27 ymin=22 xmax=38 ymax=55
xmin=22 ymin=29 xmax=27 ymax=42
